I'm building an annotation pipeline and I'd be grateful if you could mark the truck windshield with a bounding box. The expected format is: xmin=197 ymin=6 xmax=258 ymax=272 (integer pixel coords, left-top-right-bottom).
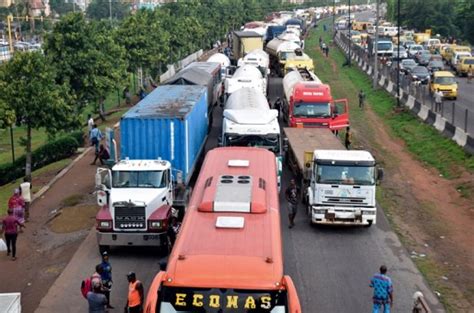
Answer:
xmin=293 ymin=102 xmax=330 ymax=118
xmin=316 ymin=165 xmax=375 ymax=185
xmin=224 ymin=134 xmax=280 ymax=153
xmin=157 ymin=287 xmax=288 ymax=312
xmin=112 ymin=170 xmax=166 ymax=188
xmin=280 ymin=51 xmax=296 ymax=61
xmin=378 ymin=42 xmax=392 ymax=51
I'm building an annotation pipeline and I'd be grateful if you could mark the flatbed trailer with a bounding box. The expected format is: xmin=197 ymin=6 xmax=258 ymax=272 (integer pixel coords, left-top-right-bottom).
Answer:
xmin=284 ymin=127 xmax=344 ymax=179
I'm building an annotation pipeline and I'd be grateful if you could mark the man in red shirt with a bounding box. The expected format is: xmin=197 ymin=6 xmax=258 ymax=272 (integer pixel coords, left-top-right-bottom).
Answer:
xmin=1 ymin=208 xmax=25 ymax=261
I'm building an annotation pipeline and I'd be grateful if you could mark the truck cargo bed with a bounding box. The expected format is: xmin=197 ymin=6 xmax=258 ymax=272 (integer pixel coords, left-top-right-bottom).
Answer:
xmin=284 ymin=128 xmax=345 ymax=172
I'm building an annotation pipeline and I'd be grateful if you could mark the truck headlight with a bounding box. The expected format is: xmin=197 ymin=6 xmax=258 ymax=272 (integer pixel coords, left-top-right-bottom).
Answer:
xmin=100 ymin=221 xmax=111 ymax=228
xmin=362 ymin=210 xmax=376 ymax=215
xmin=313 ymin=209 xmax=326 ymax=214
xmin=151 ymin=221 xmax=161 ymax=228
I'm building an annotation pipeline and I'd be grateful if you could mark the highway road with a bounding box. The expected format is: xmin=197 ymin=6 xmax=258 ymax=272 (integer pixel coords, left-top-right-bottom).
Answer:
xmin=35 ymin=76 xmax=444 ymax=313
xmin=353 ymin=10 xmax=474 ymax=135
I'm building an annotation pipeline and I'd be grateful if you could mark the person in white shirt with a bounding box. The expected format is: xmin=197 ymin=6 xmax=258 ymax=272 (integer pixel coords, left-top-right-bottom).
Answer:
xmin=87 ymin=114 xmax=94 ymax=134
xmin=434 ymin=89 xmax=443 ymax=112
xmin=20 ymin=177 xmax=32 ymax=222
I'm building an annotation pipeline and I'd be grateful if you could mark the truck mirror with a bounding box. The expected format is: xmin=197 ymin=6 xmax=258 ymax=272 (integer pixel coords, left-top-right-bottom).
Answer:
xmin=377 ymin=168 xmax=384 ymax=181
xmin=283 ymin=138 xmax=289 ymax=152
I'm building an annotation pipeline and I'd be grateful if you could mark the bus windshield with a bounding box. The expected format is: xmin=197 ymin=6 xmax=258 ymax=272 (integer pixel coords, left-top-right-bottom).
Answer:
xmin=293 ymin=102 xmax=331 ymax=118
xmin=316 ymin=164 xmax=375 ymax=185
xmin=112 ymin=170 xmax=167 ymax=188
xmin=224 ymin=134 xmax=280 ymax=153
xmin=158 ymin=287 xmax=288 ymax=312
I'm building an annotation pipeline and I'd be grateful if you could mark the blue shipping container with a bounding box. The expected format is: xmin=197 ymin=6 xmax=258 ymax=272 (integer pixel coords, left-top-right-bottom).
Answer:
xmin=120 ymin=85 xmax=208 ymax=184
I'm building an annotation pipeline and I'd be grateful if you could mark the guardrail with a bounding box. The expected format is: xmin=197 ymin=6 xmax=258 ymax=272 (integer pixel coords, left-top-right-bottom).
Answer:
xmin=334 ymin=31 xmax=474 ymax=155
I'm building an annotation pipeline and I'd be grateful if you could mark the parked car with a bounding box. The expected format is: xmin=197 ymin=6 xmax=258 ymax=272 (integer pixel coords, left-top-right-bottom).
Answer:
xmin=427 ymin=60 xmax=444 ymax=74
xmin=407 ymin=44 xmax=424 ymax=58
xmin=399 ymin=58 xmax=418 ymax=73
xmin=430 ymin=71 xmax=457 ymax=99
xmin=416 ymin=51 xmax=432 ymax=66
xmin=407 ymin=66 xmax=430 ymax=84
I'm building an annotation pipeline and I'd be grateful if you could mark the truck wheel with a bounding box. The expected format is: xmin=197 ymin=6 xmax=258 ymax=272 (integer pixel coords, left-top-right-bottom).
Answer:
xmin=306 ymin=205 xmax=311 ymax=218
xmin=364 ymin=220 xmax=373 ymax=228
xmin=99 ymin=245 xmax=110 ymax=255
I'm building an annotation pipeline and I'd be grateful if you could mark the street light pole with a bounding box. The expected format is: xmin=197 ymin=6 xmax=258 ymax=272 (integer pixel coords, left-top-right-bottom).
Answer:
xmin=373 ymin=0 xmax=379 ymax=89
xmin=348 ymin=0 xmax=351 ymax=66
xmin=396 ymin=0 xmax=401 ymax=107
xmin=109 ymin=0 xmax=112 ymax=21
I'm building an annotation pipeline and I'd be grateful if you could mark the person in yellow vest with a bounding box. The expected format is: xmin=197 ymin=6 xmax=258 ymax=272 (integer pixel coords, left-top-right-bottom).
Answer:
xmin=125 ymin=272 xmax=144 ymax=313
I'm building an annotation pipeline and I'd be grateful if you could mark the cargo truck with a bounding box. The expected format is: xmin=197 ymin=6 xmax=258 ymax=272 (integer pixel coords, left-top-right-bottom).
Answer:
xmin=220 ymin=87 xmax=282 ymax=188
xmin=94 ymin=85 xmax=209 ymax=253
xmin=367 ymin=35 xmax=394 ymax=57
xmin=282 ymin=68 xmax=349 ymax=130
xmin=265 ymin=38 xmax=301 ymax=76
xmin=265 ymin=25 xmax=286 ymax=44
xmin=231 ymin=31 xmax=264 ymax=65
xmin=284 ymin=128 xmax=383 ymax=226
xmin=163 ymin=62 xmax=222 ymax=132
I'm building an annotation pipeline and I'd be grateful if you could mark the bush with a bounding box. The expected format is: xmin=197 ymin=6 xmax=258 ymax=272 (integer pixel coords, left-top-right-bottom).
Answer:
xmin=0 ymin=134 xmax=81 ymax=185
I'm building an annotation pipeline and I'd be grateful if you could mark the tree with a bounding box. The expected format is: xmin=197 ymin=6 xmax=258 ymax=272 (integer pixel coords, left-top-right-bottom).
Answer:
xmin=86 ymin=0 xmax=131 ymax=20
xmin=0 ymin=52 xmax=74 ymax=180
xmin=44 ymin=13 xmax=128 ymax=114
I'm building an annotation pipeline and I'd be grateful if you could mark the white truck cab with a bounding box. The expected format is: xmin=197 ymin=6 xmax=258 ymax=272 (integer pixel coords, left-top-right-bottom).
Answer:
xmin=306 ymin=150 xmax=383 ymax=226
xmin=95 ymin=159 xmax=174 ymax=253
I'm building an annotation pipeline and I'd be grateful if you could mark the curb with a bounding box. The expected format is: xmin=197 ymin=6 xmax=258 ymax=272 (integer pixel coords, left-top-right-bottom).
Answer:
xmin=31 ymin=147 xmax=93 ymax=204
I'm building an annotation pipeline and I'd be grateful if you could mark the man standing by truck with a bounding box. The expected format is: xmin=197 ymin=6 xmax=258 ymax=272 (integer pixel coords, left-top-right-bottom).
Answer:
xmin=285 ymin=179 xmax=300 ymax=229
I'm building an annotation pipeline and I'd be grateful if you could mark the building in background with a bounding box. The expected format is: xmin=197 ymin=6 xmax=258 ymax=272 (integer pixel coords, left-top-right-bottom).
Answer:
xmin=30 ymin=0 xmax=51 ymax=16
xmin=0 ymin=0 xmax=12 ymax=7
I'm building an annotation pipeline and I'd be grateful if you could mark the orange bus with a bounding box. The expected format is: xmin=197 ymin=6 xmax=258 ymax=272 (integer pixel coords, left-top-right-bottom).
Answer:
xmin=144 ymin=147 xmax=302 ymax=313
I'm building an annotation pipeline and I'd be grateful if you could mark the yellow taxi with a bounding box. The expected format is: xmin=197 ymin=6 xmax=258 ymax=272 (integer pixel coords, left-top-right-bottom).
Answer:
xmin=456 ymin=57 xmax=474 ymax=76
xmin=440 ymin=44 xmax=453 ymax=61
xmin=445 ymin=45 xmax=471 ymax=65
xmin=430 ymin=71 xmax=458 ymax=100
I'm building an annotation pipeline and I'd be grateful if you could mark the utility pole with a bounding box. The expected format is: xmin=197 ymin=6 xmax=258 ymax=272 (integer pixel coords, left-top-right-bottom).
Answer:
xmin=373 ymin=0 xmax=379 ymax=89
xmin=333 ymin=0 xmax=336 ymax=31
xmin=7 ymin=15 xmax=13 ymax=53
xmin=348 ymin=0 xmax=351 ymax=66
xmin=396 ymin=0 xmax=401 ymax=107
xmin=109 ymin=0 xmax=112 ymax=21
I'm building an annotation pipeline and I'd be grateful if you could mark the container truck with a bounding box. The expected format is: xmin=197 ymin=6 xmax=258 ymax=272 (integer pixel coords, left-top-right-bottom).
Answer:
xmin=284 ymin=128 xmax=383 ymax=226
xmin=219 ymin=87 xmax=282 ymax=188
xmin=231 ymin=31 xmax=264 ymax=64
xmin=163 ymin=62 xmax=222 ymax=131
xmin=265 ymin=38 xmax=301 ymax=76
xmin=94 ymin=85 xmax=209 ymax=253
xmin=224 ymin=64 xmax=266 ymax=99
xmin=282 ymin=68 xmax=349 ymax=129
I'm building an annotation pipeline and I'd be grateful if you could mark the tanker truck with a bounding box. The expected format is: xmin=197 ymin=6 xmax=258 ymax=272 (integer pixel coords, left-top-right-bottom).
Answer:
xmin=220 ymin=87 xmax=282 ymax=189
xmin=237 ymin=48 xmax=270 ymax=79
xmin=282 ymin=68 xmax=349 ymax=129
xmin=265 ymin=38 xmax=301 ymax=76
xmin=224 ymin=64 xmax=267 ymax=99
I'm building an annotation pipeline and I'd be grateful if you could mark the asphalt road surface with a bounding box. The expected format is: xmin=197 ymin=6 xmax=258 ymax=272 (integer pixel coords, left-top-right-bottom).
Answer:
xmin=35 ymin=76 xmax=444 ymax=313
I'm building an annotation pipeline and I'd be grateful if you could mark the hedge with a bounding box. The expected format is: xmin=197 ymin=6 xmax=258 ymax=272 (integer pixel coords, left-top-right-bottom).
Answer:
xmin=0 ymin=130 xmax=84 ymax=186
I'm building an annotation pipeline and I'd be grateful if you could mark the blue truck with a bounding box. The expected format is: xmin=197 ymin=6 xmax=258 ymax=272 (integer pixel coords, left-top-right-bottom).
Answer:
xmin=94 ymin=85 xmax=208 ymax=252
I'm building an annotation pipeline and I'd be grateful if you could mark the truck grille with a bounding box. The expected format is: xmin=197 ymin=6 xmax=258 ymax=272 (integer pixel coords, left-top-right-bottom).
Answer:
xmin=114 ymin=206 xmax=146 ymax=230
xmin=303 ymin=122 xmax=327 ymax=127
xmin=322 ymin=196 xmax=369 ymax=206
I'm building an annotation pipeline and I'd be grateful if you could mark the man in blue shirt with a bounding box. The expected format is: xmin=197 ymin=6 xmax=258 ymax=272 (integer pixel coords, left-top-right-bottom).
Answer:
xmin=370 ymin=265 xmax=394 ymax=313
xmin=100 ymin=251 xmax=113 ymax=309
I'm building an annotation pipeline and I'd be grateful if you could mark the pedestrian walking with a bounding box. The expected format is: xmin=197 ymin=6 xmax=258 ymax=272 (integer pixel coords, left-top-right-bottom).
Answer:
xmin=434 ymin=88 xmax=443 ymax=112
xmin=124 ymin=87 xmax=132 ymax=106
xmin=467 ymin=65 xmax=473 ymax=84
xmin=87 ymin=281 xmax=107 ymax=313
xmin=285 ymin=179 xmax=300 ymax=229
xmin=90 ymin=124 xmax=103 ymax=155
xmin=100 ymin=252 xmax=114 ymax=309
xmin=87 ymin=114 xmax=94 ymax=133
xmin=358 ymin=89 xmax=366 ymax=109
xmin=1 ymin=208 xmax=25 ymax=261
xmin=319 ymin=36 xmax=323 ymax=48
xmin=125 ymin=272 xmax=144 ymax=313
xmin=274 ymin=97 xmax=282 ymax=117
xmin=345 ymin=126 xmax=352 ymax=150
xmin=167 ymin=215 xmax=181 ymax=250
xmin=19 ymin=177 xmax=32 ymax=222
xmin=8 ymin=189 xmax=25 ymax=224
xmin=91 ymin=144 xmax=110 ymax=166
xmin=370 ymin=265 xmax=394 ymax=313
xmin=138 ymin=88 xmax=147 ymax=100
xmin=324 ymin=45 xmax=329 ymax=57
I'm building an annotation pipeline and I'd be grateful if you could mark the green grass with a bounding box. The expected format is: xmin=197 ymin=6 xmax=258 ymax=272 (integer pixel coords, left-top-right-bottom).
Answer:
xmin=0 ymin=158 xmax=72 ymax=216
xmin=309 ymin=21 xmax=474 ymax=178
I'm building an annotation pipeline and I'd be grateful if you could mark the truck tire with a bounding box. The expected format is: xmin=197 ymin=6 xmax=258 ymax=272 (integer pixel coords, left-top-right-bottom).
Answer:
xmin=364 ymin=220 xmax=373 ymax=228
xmin=99 ymin=245 xmax=110 ymax=255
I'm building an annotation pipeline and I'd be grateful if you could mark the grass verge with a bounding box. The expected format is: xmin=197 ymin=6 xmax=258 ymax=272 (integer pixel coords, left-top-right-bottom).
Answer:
xmin=0 ymin=158 xmax=72 ymax=216
xmin=309 ymin=21 xmax=474 ymax=179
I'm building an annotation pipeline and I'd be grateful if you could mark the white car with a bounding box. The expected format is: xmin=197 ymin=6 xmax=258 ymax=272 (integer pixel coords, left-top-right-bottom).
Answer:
xmin=392 ymin=46 xmax=408 ymax=59
xmin=408 ymin=45 xmax=424 ymax=58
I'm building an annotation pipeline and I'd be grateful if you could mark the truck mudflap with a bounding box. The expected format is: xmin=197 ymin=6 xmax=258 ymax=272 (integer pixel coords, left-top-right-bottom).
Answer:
xmin=97 ymin=231 xmax=168 ymax=247
xmin=310 ymin=206 xmax=376 ymax=226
